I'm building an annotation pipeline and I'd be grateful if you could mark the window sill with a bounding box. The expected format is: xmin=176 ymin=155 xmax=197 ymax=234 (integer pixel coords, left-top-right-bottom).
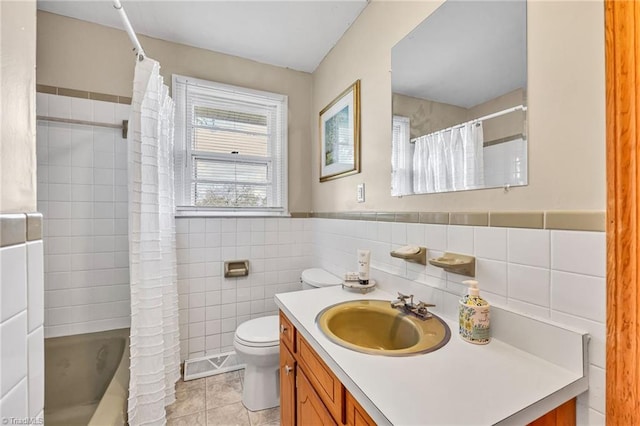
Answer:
xmin=175 ymin=207 xmax=290 ymax=218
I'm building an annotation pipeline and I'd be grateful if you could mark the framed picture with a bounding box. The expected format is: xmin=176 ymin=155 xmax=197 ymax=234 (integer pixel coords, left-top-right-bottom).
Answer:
xmin=319 ymin=80 xmax=361 ymax=182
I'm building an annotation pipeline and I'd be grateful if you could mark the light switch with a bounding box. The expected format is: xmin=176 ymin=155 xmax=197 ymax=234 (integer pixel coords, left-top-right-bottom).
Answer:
xmin=357 ymin=183 xmax=365 ymax=203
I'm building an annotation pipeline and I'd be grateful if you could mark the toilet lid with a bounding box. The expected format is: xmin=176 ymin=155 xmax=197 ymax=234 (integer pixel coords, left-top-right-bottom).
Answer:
xmin=301 ymin=268 xmax=342 ymax=288
xmin=235 ymin=315 xmax=279 ymax=347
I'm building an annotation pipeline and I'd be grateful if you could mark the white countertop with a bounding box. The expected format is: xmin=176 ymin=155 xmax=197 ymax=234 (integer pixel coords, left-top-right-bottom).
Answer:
xmin=275 ymin=286 xmax=588 ymax=426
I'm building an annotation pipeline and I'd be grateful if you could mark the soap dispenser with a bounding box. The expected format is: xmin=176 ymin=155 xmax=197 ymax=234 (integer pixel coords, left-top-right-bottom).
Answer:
xmin=459 ymin=280 xmax=490 ymax=344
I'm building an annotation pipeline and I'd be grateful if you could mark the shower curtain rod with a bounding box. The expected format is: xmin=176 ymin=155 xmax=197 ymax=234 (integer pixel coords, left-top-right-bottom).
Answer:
xmin=37 ymin=115 xmax=129 ymax=139
xmin=410 ymin=105 xmax=527 ymax=143
xmin=113 ymin=0 xmax=145 ymax=61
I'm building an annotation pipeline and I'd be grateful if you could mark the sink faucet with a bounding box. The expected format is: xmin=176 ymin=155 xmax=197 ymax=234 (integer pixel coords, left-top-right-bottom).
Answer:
xmin=391 ymin=292 xmax=436 ymax=320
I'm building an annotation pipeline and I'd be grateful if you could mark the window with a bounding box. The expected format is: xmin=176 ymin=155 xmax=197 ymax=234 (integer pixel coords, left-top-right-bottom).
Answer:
xmin=173 ymin=75 xmax=288 ymax=215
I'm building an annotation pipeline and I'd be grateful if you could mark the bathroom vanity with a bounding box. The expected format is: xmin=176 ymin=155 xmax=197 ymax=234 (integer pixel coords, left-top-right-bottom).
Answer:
xmin=275 ymin=287 xmax=588 ymax=425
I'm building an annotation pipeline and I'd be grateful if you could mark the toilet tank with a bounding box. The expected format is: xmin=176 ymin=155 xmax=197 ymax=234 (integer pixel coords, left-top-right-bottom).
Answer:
xmin=300 ymin=268 xmax=342 ymax=290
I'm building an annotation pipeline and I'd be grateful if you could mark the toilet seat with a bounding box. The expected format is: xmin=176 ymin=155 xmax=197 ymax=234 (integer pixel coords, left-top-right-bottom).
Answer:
xmin=234 ymin=316 xmax=279 ymax=348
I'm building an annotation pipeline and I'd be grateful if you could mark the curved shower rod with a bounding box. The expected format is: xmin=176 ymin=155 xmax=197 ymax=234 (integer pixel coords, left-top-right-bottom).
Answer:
xmin=112 ymin=0 xmax=146 ymax=61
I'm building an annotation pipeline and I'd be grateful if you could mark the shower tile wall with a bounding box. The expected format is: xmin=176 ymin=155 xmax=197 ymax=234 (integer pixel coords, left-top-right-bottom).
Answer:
xmin=311 ymin=218 xmax=606 ymax=424
xmin=176 ymin=217 xmax=312 ymax=360
xmin=36 ymin=93 xmax=131 ymax=337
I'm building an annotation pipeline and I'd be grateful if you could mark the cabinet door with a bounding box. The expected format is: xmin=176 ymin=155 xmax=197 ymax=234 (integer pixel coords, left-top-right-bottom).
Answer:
xmin=296 ymin=368 xmax=337 ymax=426
xmin=296 ymin=334 xmax=344 ymax=422
xmin=280 ymin=345 xmax=296 ymax=426
xmin=345 ymin=391 xmax=377 ymax=426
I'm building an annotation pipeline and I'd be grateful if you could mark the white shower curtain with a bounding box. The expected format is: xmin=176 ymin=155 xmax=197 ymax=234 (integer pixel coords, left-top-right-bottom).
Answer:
xmin=412 ymin=122 xmax=485 ymax=193
xmin=127 ymin=58 xmax=180 ymax=426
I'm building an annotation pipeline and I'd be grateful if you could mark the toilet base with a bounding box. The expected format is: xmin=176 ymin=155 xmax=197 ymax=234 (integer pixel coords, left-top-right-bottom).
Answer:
xmin=240 ymin=363 xmax=280 ymax=411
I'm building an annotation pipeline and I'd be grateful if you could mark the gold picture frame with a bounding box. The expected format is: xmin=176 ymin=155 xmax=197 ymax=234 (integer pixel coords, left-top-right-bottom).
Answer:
xmin=319 ymin=80 xmax=361 ymax=182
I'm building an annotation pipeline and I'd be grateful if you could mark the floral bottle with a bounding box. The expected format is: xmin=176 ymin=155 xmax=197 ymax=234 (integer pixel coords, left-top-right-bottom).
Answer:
xmin=459 ymin=280 xmax=490 ymax=344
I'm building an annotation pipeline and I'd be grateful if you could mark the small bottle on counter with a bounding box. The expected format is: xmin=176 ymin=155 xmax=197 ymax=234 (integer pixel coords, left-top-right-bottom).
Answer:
xmin=357 ymin=249 xmax=370 ymax=285
xmin=459 ymin=280 xmax=490 ymax=344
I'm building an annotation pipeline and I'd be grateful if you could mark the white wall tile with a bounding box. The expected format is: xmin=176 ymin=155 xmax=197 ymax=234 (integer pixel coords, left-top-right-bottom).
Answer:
xmin=48 ymin=95 xmax=71 ymax=119
xmin=0 ymin=378 xmax=28 ymax=420
xmin=447 ymin=225 xmax=474 ymax=254
xmin=506 ymin=299 xmax=550 ymax=319
xmin=71 ymin=97 xmax=92 ymax=121
xmin=474 ymin=227 xmax=507 ymax=261
xmin=93 ymin=100 xmax=116 ymax=123
xmin=551 ymin=231 xmax=605 ymax=277
xmin=1 ymin=312 xmax=27 ymax=397
xmin=507 ymin=229 xmax=550 ymax=268
xmin=27 ymin=327 xmax=44 ymax=417
xmin=475 ymin=259 xmax=507 ymax=296
xmin=551 ymin=271 xmax=605 ymax=323
xmin=1 ymin=245 xmax=28 ymax=322
xmin=507 ymin=264 xmax=550 ymax=307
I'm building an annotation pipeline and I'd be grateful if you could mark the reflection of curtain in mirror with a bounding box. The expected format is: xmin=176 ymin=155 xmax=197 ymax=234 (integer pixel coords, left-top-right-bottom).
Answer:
xmin=412 ymin=122 xmax=484 ymax=193
xmin=392 ymin=116 xmax=413 ymax=195
xmin=463 ymin=122 xmax=484 ymax=189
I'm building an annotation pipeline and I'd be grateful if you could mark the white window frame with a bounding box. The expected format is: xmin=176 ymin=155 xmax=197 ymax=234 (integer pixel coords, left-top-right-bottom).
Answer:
xmin=173 ymin=75 xmax=288 ymax=217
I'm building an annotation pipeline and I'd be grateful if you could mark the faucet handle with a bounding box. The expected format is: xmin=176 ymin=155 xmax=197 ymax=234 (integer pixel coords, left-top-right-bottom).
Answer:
xmin=397 ymin=292 xmax=413 ymax=301
xmin=414 ymin=301 xmax=436 ymax=319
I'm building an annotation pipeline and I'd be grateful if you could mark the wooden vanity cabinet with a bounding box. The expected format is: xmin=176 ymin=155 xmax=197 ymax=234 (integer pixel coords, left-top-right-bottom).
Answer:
xmin=279 ymin=310 xmax=575 ymax=426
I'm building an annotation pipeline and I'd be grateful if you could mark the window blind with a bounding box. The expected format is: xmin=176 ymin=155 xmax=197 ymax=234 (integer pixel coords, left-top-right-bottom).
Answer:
xmin=173 ymin=75 xmax=288 ymax=214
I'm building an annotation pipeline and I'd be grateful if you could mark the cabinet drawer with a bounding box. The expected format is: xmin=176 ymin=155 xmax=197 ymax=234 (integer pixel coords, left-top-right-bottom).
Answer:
xmin=296 ymin=333 xmax=344 ymax=423
xmin=345 ymin=391 xmax=377 ymax=426
xmin=279 ymin=310 xmax=296 ymax=353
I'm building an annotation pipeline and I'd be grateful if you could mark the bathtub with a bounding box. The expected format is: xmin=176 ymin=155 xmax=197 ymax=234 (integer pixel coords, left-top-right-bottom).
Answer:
xmin=44 ymin=328 xmax=129 ymax=426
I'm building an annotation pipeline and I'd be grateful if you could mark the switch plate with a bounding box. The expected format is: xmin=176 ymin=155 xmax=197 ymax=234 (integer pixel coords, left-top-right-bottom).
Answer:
xmin=357 ymin=183 xmax=365 ymax=203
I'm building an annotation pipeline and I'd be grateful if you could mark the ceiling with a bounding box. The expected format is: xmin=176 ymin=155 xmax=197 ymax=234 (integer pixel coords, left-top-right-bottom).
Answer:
xmin=37 ymin=0 xmax=369 ymax=73
xmin=391 ymin=0 xmax=526 ymax=109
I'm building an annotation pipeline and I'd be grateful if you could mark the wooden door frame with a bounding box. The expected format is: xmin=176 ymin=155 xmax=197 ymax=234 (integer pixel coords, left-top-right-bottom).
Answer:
xmin=606 ymin=0 xmax=640 ymax=422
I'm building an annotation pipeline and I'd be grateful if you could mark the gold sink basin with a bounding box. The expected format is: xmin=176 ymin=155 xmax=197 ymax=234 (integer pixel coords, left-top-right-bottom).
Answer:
xmin=316 ymin=300 xmax=450 ymax=356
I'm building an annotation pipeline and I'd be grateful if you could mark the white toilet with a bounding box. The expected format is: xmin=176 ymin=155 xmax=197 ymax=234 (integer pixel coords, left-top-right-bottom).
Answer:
xmin=233 ymin=268 xmax=341 ymax=411
xmin=234 ymin=315 xmax=280 ymax=411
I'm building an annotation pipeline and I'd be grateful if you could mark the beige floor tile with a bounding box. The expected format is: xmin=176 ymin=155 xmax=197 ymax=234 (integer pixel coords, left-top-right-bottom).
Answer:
xmin=167 ymin=386 xmax=206 ymax=419
xmin=167 ymin=411 xmax=207 ymax=426
xmin=206 ymin=402 xmax=251 ymax=426
xmin=248 ymin=407 xmax=280 ymax=426
xmin=206 ymin=372 xmax=243 ymax=409
xmin=177 ymin=377 xmax=206 ymax=393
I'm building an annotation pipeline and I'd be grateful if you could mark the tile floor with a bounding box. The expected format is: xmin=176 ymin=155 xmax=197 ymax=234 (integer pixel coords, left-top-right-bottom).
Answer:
xmin=167 ymin=370 xmax=280 ymax=426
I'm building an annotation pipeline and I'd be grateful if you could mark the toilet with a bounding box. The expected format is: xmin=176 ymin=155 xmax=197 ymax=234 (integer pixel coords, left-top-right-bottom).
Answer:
xmin=234 ymin=268 xmax=341 ymax=411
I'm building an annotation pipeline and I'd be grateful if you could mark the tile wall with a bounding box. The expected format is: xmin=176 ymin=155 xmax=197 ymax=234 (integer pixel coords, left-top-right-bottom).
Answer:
xmin=0 ymin=223 xmax=44 ymax=421
xmin=311 ymin=218 xmax=605 ymax=425
xmin=36 ymin=93 xmax=131 ymax=337
xmin=176 ymin=217 xmax=312 ymax=360
xmin=483 ymin=137 xmax=528 ymax=188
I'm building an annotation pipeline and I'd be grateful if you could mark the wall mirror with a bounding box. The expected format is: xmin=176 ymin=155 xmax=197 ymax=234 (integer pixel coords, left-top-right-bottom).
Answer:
xmin=391 ymin=0 xmax=527 ymax=196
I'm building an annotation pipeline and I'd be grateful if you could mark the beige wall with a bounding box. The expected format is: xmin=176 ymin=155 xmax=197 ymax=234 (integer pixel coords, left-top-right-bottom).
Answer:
xmin=311 ymin=0 xmax=605 ymax=212
xmin=36 ymin=11 xmax=313 ymax=212
xmin=392 ymin=93 xmax=467 ymax=139
xmin=1 ymin=1 xmax=37 ymax=213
